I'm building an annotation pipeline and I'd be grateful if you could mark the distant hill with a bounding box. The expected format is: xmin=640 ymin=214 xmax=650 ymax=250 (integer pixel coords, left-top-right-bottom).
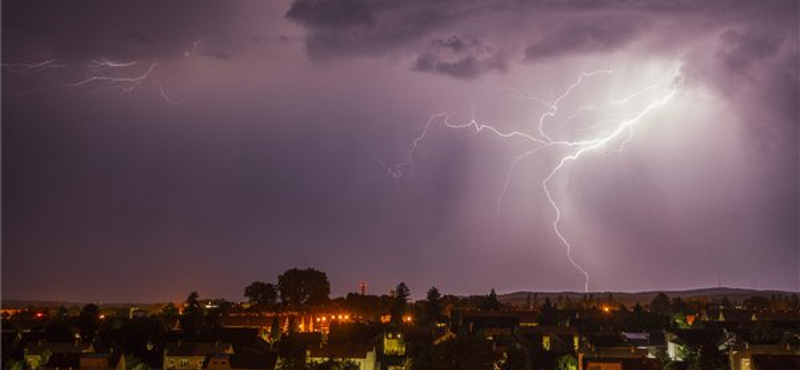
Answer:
xmin=498 ymin=287 xmax=799 ymax=307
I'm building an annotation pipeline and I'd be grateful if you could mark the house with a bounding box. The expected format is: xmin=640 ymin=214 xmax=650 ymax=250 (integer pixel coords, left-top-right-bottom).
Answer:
xmin=220 ymin=315 xmax=273 ymax=330
xmin=702 ymin=310 xmax=754 ymax=328
xmin=80 ymin=353 xmax=126 ymax=370
xmin=665 ymin=329 xmax=719 ymax=361
xmin=750 ymin=354 xmax=800 ymax=370
xmin=579 ymin=342 xmax=652 ymax=370
xmin=451 ymin=310 xmax=539 ymax=336
xmin=728 ymin=344 xmax=800 ymax=370
xmin=163 ymin=342 xmax=233 ymax=370
xmin=521 ymin=325 xmax=579 ymax=352
xmin=41 ymin=353 xmax=81 ymax=370
xmin=25 ymin=341 xmax=89 ymax=370
xmin=219 ymin=327 xmax=269 ymax=353
xmin=286 ymin=332 xmax=324 ymax=350
xmin=204 ymin=353 xmax=278 ymax=370
xmin=382 ymin=330 xmax=405 ymax=356
xmin=582 ymin=357 xmax=662 ymax=370
xmin=750 ymin=312 xmax=800 ymax=328
xmin=620 ymin=332 xmax=666 ymax=356
xmin=381 ymin=329 xmax=410 ymax=370
xmin=307 ymin=344 xmax=377 ymax=370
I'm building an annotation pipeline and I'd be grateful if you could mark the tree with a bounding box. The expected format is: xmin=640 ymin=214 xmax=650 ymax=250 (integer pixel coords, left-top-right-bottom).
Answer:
xmin=556 ymin=355 xmax=577 ymax=370
xmin=412 ymin=333 xmax=498 ymax=370
xmin=79 ymin=303 xmax=100 ymax=341
xmin=540 ymin=298 xmax=558 ymax=325
xmin=159 ymin=302 xmax=179 ymax=331
xmin=719 ymin=297 xmax=734 ymax=310
xmin=126 ymin=356 xmax=151 ymax=370
xmin=180 ymin=291 xmax=203 ymax=339
xmin=650 ymin=293 xmax=672 ymax=316
xmin=278 ymin=268 xmax=331 ymax=309
xmin=309 ymin=359 xmax=360 ymax=370
xmin=481 ymin=289 xmax=503 ymax=311
xmin=56 ymin=306 xmax=69 ymax=320
xmin=391 ymin=282 xmax=410 ymax=323
xmin=270 ymin=317 xmax=282 ymax=343
xmin=688 ymin=344 xmax=727 ymax=370
xmin=743 ymin=296 xmax=770 ymax=311
xmin=751 ymin=321 xmax=781 ymax=344
xmin=503 ymin=344 xmax=533 ymax=370
xmin=45 ymin=320 xmax=73 ymax=342
xmin=424 ymin=287 xmax=442 ymax=326
xmin=244 ymin=281 xmax=278 ymax=307
xmin=671 ymin=297 xmax=688 ymax=314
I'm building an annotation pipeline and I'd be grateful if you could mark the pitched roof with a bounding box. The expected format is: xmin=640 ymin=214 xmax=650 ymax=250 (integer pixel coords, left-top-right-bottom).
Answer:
xmin=666 ymin=329 xmax=719 ymax=347
xmin=81 ymin=352 xmax=123 ymax=369
xmin=288 ymin=332 xmax=323 ymax=347
xmin=521 ymin=325 xmax=578 ymax=335
xmin=220 ymin=315 xmax=273 ymax=328
xmin=164 ymin=342 xmax=233 ymax=357
xmin=751 ymin=312 xmax=800 ymax=322
xmin=219 ymin=328 xmax=267 ymax=351
xmin=25 ymin=341 xmax=84 ymax=355
xmin=308 ymin=344 xmax=372 ymax=360
xmin=230 ymin=353 xmax=278 ymax=370
xmin=752 ymin=354 xmax=800 ymax=370
xmin=43 ymin=353 xmax=81 ymax=369
xmin=205 ymin=353 xmax=278 ymax=370
xmin=584 ymin=357 xmax=662 ymax=370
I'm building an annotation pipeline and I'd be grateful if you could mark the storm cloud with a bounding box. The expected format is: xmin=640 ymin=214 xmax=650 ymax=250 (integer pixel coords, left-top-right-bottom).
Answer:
xmin=2 ymin=0 xmax=797 ymax=302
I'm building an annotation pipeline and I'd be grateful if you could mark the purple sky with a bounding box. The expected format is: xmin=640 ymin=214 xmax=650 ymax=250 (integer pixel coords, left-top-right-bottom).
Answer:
xmin=2 ymin=0 xmax=798 ymax=303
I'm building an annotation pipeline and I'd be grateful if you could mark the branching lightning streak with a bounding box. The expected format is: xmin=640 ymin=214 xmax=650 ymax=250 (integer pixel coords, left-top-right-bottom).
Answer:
xmin=3 ymin=40 xmax=203 ymax=101
xmin=1 ymin=58 xmax=66 ymax=75
xmin=537 ymin=69 xmax=612 ymax=142
xmin=8 ymin=61 xmax=161 ymax=97
xmin=541 ymin=89 xmax=675 ymax=292
xmin=386 ymin=69 xmax=677 ymax=292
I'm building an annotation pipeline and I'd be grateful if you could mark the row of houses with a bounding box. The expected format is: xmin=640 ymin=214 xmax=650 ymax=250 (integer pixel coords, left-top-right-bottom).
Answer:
xmin=23 ymin=341 xmax=125 ymax=370
xmin=14 ymin=305 xmax=800 ymax=370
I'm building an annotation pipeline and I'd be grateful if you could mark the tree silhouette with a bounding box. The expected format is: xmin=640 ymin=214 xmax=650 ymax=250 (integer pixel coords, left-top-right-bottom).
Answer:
xmin=79 ymin=303 xmax=100 ymax=341
xmin=180 ymin=291 xmax=203 ymax=339
xmin=424 ymin=286 xmax=442 ymax=326
xmin=278 ymin=268 xmax=331 ymax=309
xmin=391 ymin=282 xmax=410 ymax=323
xmin=481 ymin=289 xmax=502 ymax=311
xmin=245 ymin=281 xmax=278 ymax=307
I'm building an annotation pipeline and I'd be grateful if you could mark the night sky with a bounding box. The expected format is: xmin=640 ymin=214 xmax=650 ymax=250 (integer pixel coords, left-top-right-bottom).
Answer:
xmin=2 ymin=0 xmax=798 ymax=303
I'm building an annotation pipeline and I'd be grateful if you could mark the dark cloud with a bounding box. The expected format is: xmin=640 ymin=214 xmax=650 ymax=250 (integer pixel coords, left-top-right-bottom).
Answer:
xmin=524 ymin=15 xmax=644 ymax=61
xmin=283 ymin=0 xmax=793 ymax=78
xmin=285 ymin=0 xmax=376 ymax=28
xmin=285 ymin=0 xmax=455 ymax=60
xmin=413 ymin=37 xmax=507 ymax=79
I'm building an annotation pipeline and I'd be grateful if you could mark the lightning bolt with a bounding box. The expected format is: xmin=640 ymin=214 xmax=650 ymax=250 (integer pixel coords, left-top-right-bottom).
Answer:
xmin=1 ymin=58 xmax=66 ymax=75
xmin=2 ymin=40 xmax=203 ymax=102
xmin=384 ymin=69 xmax=677 ymax=292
